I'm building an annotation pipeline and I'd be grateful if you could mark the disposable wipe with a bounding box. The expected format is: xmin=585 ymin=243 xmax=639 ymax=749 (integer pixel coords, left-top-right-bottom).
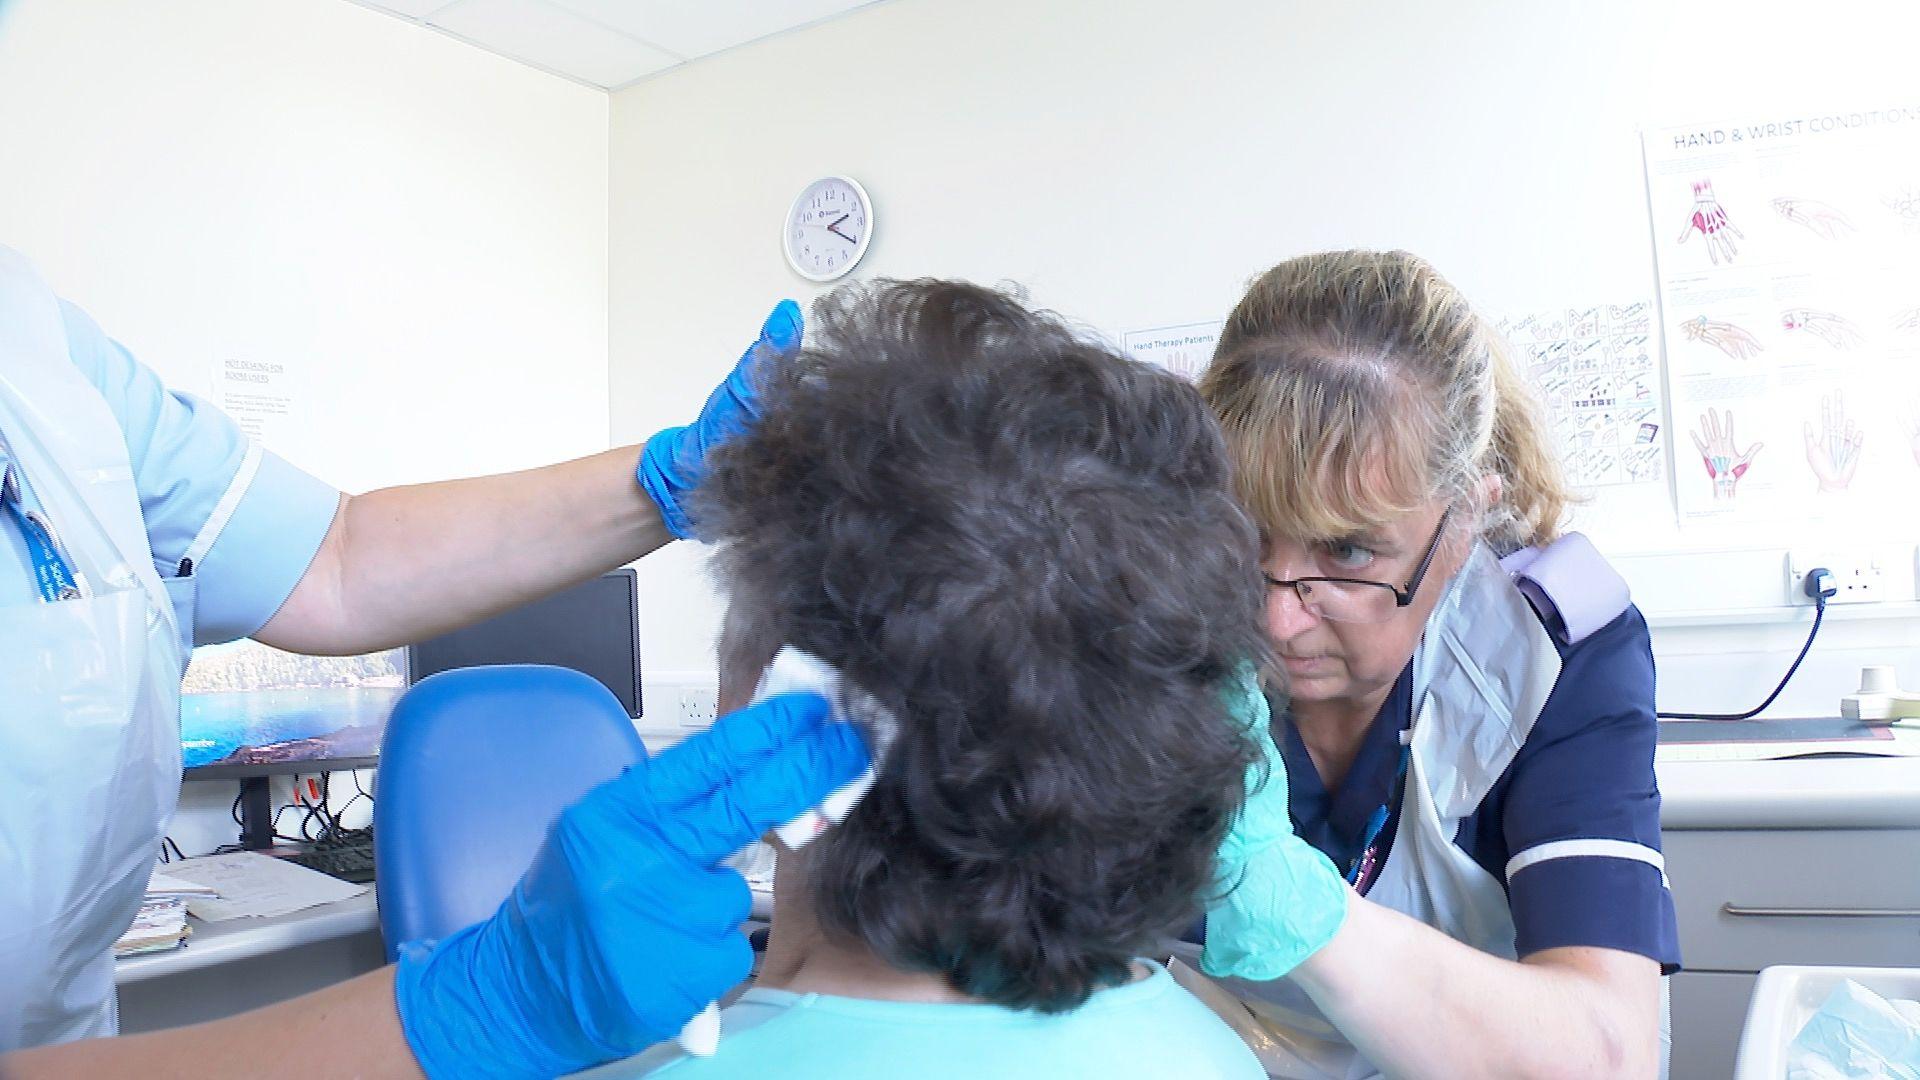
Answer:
xmin=752 ymin=648 xmax=897 ymax=849
xmin=678 ymin=647 xmax=897 ymax=1057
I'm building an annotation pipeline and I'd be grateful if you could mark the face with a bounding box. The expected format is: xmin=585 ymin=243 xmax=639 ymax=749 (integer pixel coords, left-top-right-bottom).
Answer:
xmin=1262 ymin=496 xmax=1473 ymax=715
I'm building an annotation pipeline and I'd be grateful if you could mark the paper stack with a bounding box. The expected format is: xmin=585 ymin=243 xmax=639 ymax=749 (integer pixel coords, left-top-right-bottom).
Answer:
xmin=114 ymin=868 xmax=222 ymax=958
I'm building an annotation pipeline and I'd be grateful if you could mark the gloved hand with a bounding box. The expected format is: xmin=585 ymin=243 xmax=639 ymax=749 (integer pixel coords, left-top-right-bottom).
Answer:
xmin=393 ymin=691 xmax=868 ymax=1078
xmin=638 ymin=300 xmax=804 ymax=540
xmin=1202 ymin=666 xmax=1351 ymax=982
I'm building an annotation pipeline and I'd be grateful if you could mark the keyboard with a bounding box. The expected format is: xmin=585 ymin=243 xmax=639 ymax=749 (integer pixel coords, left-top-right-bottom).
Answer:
xmin=286 ymin=837 xmax=377 ymax=884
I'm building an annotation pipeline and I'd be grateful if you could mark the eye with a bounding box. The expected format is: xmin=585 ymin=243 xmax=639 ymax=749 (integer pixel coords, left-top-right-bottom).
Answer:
xmin=1323 ymin=540 xmax=1376 ymax=572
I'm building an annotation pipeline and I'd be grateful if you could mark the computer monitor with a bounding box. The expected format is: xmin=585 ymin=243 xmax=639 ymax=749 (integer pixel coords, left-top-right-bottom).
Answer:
xmin=406 ymin=568 xmax=642 ymax=718
xmin=181 ymin=643 xmax=407 ymax=781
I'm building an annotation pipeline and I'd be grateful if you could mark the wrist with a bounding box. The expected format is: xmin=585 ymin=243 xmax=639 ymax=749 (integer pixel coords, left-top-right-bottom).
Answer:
xmin=637 ymin=427 xmax=697 ymax=540
xmin=394 ymin=922 xmax=575 ymax=1080
xmin=1284 ymin=888 xmax=1362 ymax=999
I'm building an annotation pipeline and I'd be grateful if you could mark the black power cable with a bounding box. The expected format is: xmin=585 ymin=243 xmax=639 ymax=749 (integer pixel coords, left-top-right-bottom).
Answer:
xmin=1657 ymin=567 xmax=1836 ymax=721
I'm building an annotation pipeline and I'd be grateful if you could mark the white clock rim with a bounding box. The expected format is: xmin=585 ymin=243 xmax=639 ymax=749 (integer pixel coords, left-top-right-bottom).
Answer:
xmin=782 ymin=175 xmax=874 ymax=284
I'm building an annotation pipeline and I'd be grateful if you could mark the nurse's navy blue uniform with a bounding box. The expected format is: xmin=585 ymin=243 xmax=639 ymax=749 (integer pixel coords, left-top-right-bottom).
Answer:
xmin=1275 ymin=603 xmax=1681 ymax=971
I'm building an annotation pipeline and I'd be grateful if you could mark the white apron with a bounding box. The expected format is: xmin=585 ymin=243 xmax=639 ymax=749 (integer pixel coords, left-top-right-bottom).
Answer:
xmin=0 ymin=247 xmax=184 ymax=1050
xmin=1216 ymin=544 xmax=1565 ymax=1079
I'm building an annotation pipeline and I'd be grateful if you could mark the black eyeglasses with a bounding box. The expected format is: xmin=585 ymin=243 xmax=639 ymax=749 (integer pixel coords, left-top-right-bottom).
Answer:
xmin=1262 ymin=507 xmax=1454 ymax=624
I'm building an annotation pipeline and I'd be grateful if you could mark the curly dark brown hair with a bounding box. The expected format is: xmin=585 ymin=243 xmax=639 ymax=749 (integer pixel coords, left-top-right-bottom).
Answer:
xmin=697 ymin=278 xmax=1267 ymax=1013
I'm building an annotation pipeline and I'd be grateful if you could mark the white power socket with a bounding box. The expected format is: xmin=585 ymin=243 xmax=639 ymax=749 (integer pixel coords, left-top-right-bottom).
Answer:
xmin=1785 ymin=548 xmax=1890 ymax=606
xmin=677 ymin=686 xmax=719 ymax=730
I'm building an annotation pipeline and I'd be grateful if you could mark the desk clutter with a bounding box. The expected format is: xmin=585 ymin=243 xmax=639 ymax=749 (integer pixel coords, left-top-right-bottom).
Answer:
xmin=113 ymin=870 xmax=218 ymax=958
xmin=115 ymin=852 xmax=371 ymax=959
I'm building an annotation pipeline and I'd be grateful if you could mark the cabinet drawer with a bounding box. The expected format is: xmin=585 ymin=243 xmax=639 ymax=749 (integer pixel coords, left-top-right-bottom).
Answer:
xmin=1663 ymin=829 xmax=1920 ymax=972
xmin=1670 ymin=970 xmax=1756 ymax=1080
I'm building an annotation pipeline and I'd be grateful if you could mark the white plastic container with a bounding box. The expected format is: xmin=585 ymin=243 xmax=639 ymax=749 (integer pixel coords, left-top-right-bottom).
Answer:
xmin=1734 ymin=964 xmax=1920 ymax=1079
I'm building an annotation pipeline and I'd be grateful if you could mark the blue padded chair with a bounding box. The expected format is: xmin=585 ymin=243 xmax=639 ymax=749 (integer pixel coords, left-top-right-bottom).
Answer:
xmin=374 ymin=664 xmax=645 ymax=960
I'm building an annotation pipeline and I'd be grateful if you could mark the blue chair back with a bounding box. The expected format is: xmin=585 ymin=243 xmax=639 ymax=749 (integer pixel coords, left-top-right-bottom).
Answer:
xmin=374 ymin=664 xmax=645 ymax=959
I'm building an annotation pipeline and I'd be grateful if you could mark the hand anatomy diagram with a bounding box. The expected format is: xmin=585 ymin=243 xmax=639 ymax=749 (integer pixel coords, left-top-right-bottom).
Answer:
xmin=1771 ymin=197 xmax=1855 ymax=240
xmin=1894 ymin=308 xmax=1920 ymax=335
xmin=1680 ymin=315 xmax=1764 ymax=360
xmin=1780 ymin=308 xmax=1864 ymax=349
xmin=1691 ymin=407 xmax=1762 ymax=501
xmin=1803 ymin=393 xmax=1863 ymax=493
xmin=1678 ymin=180 xmax=1744 ymax=264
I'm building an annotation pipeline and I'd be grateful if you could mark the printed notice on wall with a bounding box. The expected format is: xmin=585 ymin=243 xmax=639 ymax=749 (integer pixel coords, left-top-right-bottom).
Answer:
xmin=1495 ymin=302 xmax=1666 ymax=489
xmin=210 ymin=357 xmax=299 ymax=445
xmin=1122 ymin=320 xmax=1223 ymax=382
xmin=1645 ymin=103 xmax=1920 ymax=522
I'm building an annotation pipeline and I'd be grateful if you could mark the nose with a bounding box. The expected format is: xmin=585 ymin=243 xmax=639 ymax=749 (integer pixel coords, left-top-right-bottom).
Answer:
xmin=1265 ymin=580 xmax=1322 ymax=642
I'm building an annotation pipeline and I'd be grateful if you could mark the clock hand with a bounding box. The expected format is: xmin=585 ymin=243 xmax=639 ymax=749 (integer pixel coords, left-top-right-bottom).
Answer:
xmin=827 ymin=222 xmax=857 ymax=242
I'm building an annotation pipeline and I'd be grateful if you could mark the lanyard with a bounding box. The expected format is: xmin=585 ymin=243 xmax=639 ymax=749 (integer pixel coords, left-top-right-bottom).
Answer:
xmin=0 ymin=435 xmax=82 ymax=603
xmin=1346 ymin=737 xmax=1411 ymax=891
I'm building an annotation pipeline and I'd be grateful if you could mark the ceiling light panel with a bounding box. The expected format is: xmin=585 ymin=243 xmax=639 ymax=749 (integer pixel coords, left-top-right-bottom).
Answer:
xmin=543 ymin=0 xmax=876 ymax=60
xmin=429 ymin=0 xmax=682 ymax=87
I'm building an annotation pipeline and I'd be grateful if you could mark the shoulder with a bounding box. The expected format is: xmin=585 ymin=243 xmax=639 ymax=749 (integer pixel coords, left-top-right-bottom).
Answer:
xmin=55 ymin=298 xmax=129 ymax=393
xmin=1535 ymin=603 xmax=1655 ymax=740
xmin=567 ymin=996 xmax=799 ymax=1078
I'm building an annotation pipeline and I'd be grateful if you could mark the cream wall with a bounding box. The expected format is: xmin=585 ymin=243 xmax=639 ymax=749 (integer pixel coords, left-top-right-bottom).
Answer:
xmin=609 ymin=0 xmax=1920 ymax=719
xmin=0 ymin=0 xmax=610 ymax=494
xmin=0 ymin=0 xmax=611 ymax=851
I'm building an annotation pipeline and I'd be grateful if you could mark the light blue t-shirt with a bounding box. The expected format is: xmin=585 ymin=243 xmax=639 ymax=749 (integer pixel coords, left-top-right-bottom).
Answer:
xmin=0 ymin=297 xmax=339 ymax=647
xmin=581 ymin=961 xmax=1264 ymax=1080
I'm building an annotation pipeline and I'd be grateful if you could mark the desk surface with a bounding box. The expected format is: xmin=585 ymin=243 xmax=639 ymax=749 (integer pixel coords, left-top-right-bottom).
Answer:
xmin=1658 ymin=749 xmax=1920 ymax=830
xmin=114 ymin=884 xmax=771 ymax=983
xmin=115 ymin=891 xmax=381 ymax=985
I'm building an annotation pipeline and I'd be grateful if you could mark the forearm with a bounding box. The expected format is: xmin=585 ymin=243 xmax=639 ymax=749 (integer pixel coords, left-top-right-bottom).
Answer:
xmin=4 ymin=968 xmax=422 ymax=1079
xmin=1290 ymin=895 xmax=1658 ymax=1080
xmin=259 ymin=446 xmax=673 ymax=654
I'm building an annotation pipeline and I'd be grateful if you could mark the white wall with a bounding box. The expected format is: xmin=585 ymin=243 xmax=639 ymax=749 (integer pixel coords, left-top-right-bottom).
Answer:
xmin=608 ymin=0 xmax=1920 ymax=722
xmin=0 ymin=0 xmax=610 ymax=851
xmin=0 ymin=0 xmax=609 ymax=493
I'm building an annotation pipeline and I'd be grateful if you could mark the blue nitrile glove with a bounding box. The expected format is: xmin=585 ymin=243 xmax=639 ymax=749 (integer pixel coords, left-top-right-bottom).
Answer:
xmin=1202 ymin=666 xmax=1352 ymax=982
xmin=638 ymin=300 xmax=804 ymax=540
xmin=392 ymin=692 xmax=868 ymax=1079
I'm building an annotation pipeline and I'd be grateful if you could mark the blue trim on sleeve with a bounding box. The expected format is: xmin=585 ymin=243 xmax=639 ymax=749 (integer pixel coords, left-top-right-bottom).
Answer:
xmin=190 ymin=450 xmax=339 ymax=645
xmin=1509 ymin=855 xmax=1680 ymax=973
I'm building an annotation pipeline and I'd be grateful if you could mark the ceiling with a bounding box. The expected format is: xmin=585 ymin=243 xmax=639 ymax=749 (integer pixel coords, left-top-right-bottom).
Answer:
xmin=349 ymin=0 xmax=885 ymax=90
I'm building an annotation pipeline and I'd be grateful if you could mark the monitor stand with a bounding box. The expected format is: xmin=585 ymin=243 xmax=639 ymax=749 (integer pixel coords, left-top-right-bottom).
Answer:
xmin=237 ymin=776 xmax=275 ymax=850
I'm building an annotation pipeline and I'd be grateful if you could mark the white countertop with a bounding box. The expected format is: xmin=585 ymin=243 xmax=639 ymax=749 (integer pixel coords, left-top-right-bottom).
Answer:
xmin=1659 ymin=752 xmax=1920 ymax=830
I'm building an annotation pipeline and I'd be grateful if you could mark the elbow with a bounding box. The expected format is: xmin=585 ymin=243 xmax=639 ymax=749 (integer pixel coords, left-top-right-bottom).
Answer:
xmin=1563 ymin=1000 xmax=1660 ymax=1080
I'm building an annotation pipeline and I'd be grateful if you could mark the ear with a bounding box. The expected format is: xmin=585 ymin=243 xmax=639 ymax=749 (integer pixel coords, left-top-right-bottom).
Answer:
xmin=1476 ymin=473 xmax=1504 ymax=514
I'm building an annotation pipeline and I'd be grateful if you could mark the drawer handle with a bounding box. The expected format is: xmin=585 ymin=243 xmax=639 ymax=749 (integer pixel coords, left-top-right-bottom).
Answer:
xmin=1723 ymin=904 xmax=1920 ymax=919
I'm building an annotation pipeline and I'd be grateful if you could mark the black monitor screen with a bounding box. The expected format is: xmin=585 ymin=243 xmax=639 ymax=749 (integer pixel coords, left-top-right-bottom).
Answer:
xmin=181 ymin=644 xmax=405 ymax=778
xmin=407 ymin=569 xmax=642 ymax=717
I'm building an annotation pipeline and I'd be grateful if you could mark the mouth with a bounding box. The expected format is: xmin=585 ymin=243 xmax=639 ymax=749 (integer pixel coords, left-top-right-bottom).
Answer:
xmin=1279 ymin=654 xmax=1334 ymax=673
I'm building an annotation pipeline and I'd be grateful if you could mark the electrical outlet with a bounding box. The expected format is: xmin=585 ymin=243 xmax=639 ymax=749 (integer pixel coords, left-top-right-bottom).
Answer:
xmin=1785 ymin=548 xmax=1890 ymax=606
xmin=677 ymin=686 xmax=719 ymax=729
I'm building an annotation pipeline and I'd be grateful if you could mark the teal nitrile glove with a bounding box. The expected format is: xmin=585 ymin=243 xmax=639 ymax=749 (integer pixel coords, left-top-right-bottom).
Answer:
xmin=392 ymin=692 xmax=869 ymax=1079
xmin=1202 ymin=665 xmax=1351 ymax=982
xmin=638 ymin=300 xmax=804 ymax=540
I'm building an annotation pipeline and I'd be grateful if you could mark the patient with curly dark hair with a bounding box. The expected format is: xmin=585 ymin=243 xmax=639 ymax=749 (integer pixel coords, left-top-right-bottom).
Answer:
xmin=592 ymin=279 xmax=1270 ymax=1079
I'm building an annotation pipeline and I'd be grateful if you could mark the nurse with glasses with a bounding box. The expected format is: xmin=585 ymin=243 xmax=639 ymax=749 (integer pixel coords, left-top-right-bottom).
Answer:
xmin=1196 ymin=252 xmax=1676 ymax=1080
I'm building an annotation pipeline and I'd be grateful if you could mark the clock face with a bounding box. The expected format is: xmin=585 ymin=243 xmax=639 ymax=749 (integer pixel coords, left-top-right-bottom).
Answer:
xmin=783 ymin=176 xmax=872 ymax=282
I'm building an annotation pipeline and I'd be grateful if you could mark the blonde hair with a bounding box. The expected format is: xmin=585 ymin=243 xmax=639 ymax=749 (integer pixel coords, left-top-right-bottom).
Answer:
xmin=1197 ymin=250 xmax=1571 ymax=552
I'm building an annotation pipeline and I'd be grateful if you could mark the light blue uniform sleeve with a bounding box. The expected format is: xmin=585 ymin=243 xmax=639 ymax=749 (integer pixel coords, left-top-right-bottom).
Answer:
xmin=59 ymin=300 xmax=340 ymax=646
